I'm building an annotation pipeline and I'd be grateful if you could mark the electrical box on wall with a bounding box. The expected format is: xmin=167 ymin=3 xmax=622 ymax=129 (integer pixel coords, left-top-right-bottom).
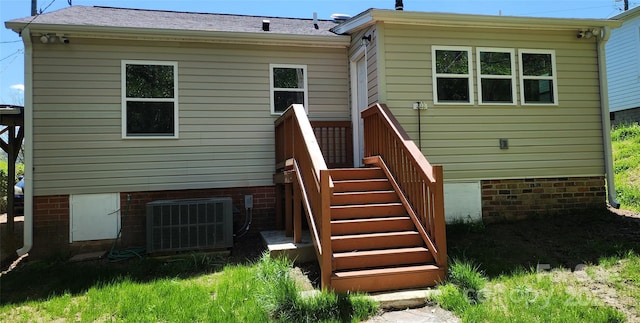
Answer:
xmin=412 ymin=102 xmax=427 ymax=110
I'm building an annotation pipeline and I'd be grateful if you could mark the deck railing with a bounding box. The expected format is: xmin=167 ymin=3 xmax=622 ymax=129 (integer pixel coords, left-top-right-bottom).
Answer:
xmin=274 ymin=104 xmax=333 ymax=289
xmin=310 ymin=121 xmax=353 ymax=168
xmin=361 ymin=103 xmax=447 ymax=268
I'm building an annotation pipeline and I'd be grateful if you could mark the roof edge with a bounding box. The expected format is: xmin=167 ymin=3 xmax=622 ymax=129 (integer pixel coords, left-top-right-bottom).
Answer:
xmin=333 ymin=9 xmax=622 ymax=34
xmin=610 ymin=6 xmax=640 ymax=21
xmin=5 ymin=22 xmax=351 ymax=48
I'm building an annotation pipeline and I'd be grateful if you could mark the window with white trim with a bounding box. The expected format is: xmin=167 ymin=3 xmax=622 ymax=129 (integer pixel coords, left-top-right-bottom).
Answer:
xmin=432 ymin=46 xmax=473 ymax=104
xmin=519 ymin=50 xmax=558 ymax=105
xmin=476 ymin=48 xmax=516 ymax=105
xmin=122 ymin=60 xmax=178 ymax=138
xmin=270 ymin=64 xmax=308 ymax=114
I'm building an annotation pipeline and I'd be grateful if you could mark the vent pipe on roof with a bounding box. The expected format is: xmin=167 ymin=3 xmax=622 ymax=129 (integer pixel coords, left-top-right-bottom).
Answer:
xmin=313 ymin=12 xmax=319 ymax=30
xmin=262 ymin=20 xmax=270 ymax=31
xmin=395 ymin=0 xmax=404 ymax=10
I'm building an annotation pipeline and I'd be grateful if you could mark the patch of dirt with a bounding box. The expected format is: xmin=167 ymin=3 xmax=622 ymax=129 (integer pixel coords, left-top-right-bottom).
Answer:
xmin=548 ymin=263 xmax=639 ymax=322
xmin=448 ymin=207 xmax=640 ymax=321
xmin=447 ymin=207 xmax=640 ymax=277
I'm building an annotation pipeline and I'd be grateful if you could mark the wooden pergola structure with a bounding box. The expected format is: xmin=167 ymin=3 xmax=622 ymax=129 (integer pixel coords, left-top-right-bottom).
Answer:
xmin=0 ymin=105 xmax=24 ymax=236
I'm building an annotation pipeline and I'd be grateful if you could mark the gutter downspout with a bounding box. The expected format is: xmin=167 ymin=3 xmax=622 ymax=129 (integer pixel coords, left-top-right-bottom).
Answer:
xmin=597 ymin=26 xmax=621 ymax=209
xmin=17 ymin=27 xmax=33 ymax=256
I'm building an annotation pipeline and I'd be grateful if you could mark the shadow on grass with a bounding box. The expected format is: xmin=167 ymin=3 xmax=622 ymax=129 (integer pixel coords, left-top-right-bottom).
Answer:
xmin=0 ymin=234 xmax=266 ymax=306
xmin=446 ymin=209 xmax=640 ymax=278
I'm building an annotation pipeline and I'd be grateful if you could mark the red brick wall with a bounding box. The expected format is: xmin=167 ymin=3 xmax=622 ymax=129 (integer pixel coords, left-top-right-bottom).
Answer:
xmin=30 ymin=186 xmax=277 ymax=259
xmin=32 ymin=195 xmax=70 ymax=258
xmin=481 ymin=177 xmax=606 ymax=222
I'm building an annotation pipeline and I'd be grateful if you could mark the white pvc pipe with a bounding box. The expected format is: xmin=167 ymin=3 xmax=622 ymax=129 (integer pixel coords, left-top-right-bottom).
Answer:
xmin=17 ymin=28 xmax=33 ymax=256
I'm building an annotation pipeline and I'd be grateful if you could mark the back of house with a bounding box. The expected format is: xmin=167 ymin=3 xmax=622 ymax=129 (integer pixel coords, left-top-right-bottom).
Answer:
xmin=5 ymin=5 xmax=619 ymax=261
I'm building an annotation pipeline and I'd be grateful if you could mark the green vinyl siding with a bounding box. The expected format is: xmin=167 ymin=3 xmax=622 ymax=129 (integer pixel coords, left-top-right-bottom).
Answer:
xmin=31 ymin=38 xmax=349 ymax=195
xmin=376 ymin=24 xmax=604 ymax=181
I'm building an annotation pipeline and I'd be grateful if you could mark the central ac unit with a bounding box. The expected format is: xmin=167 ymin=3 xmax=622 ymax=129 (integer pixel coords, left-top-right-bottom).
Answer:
xmin=146 ymin=197 xmax=233 ymax=253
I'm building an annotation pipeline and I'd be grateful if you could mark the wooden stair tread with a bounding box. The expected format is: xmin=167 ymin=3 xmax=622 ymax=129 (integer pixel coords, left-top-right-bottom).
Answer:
xmin=333 ymin=190 xmax=396 ymax=196
xmin=333 ymin=264 xmax=440 ymax=278
xmin=332 ymin=230 xmax=419 ymax=240
xmin=334 ymin=246 xmax=429 ymax=258
xmin=332 ymin=202 xmax=402 ymax=207
xmin=331 ymin=216 xmax=410 ymax=224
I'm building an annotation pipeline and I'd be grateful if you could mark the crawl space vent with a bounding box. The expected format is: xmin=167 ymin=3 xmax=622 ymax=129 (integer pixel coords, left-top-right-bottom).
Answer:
xmin=146 ymin=197 xmax=233 ymax=253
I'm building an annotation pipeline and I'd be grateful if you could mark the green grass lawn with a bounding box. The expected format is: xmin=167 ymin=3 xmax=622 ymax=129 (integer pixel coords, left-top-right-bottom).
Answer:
xmin=0 ymin=254 xmax=378 ymax=322
xmin=611 ymin=123 xmax=640 ymax=211
xmin=431 ymin=123 xmax=640 ymax=322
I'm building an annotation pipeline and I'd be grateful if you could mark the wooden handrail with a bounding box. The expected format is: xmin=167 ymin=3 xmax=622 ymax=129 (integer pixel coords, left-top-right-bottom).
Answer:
xmin=274 ymin=104 xmax=334 ymax=289
xmin=361 ymin=103 xmax=447 ymax=269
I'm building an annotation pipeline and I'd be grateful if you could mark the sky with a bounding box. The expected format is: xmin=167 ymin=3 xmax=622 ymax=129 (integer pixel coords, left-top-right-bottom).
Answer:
xmin=1 ymin=0 xmax=639 ymax=105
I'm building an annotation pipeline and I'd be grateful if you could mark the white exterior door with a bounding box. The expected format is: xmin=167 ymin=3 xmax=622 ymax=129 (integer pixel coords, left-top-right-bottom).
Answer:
xmin=70 ymin=193 xmax=120 ymax=242
xmin=351 ymin=50 xmax=368 ymax=166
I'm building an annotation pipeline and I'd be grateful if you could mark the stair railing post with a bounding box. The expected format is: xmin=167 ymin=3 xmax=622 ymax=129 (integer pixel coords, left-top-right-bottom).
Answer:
xmin=320 ymin=169 xmax=332 ymax=290
xmin=433 ymin=165 xmax=447 ymax=269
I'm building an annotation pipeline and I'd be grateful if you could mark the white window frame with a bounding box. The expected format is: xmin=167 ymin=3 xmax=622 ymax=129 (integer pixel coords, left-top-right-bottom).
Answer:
xmin=431 ymin=46 xmax=474 ymax=105
xmin=121 ymin=60 xmax=179 ymax=139
xmin=270 ymin=64 xmax=309 ymax=115
xmin=476 ymin=48 xmax=516 ymax=105
xmin=518 ymin=49 xmax=559 ymax=106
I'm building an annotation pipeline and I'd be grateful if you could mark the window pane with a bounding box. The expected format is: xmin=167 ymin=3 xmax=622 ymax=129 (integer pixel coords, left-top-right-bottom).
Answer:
xmin=273 ymin=68 xmax=304 ymax=89
xmin=126 ymin=64 xmax=174 ymax=98
xmin=274 ymin=91 xmax=305 ymax=112
xmin=435 ymin=50 xmax=468 ymax=74
xmin=480 ymin=52 xmax=511 ymax=75
xmin=523 ymin=79 xmax=554 ymax=103
xmin=436 ymin=78 xmax=470 ymax=102
xmin=481 ymin=79 xmax=513 ymax=103
xmin=522 ymin=53 xmax=553 ymax=76
xmin=127 ymin=101 xmax=175 ymax=135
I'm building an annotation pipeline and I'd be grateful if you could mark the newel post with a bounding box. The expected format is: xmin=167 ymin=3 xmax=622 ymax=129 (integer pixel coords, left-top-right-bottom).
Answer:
xmin=433 ymin=165 xmax=447 ymax=269
xmin=320 ymin=170 xmax=333 ymax=290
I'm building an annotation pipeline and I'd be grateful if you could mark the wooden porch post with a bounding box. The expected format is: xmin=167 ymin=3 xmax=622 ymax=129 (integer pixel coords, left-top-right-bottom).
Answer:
xmin=284 ymin=183 xmax=292 ymax=237
xmin=292 ymin=178 xmax=302 ymax=244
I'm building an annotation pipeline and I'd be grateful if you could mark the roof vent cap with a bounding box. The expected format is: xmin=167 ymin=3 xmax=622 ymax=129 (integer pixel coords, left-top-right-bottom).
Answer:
xmin=331 ymin=13 xmax=351 ymax=23
xmin=262 ymin=20 xmax=270 ymax=31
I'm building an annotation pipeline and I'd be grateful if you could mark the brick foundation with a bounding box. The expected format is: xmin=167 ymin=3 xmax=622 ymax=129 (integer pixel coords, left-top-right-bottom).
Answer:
xmin=30 ymin=186 xmax=277 ymax=259
xmin=32 ymin=195 xmax=70 ymax=258
xmin=481 ymin=176 xmax=606 ymax=222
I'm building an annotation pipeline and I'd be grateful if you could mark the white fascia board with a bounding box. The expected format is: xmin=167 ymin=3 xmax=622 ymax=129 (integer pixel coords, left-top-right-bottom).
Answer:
xmin=5 ymin=23 xmax=351 ymax=48
xmin=333 ymin=9 xmax=621 ymax=34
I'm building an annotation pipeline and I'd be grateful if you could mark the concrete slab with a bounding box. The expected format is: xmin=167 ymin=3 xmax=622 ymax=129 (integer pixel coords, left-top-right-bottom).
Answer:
xmin=369 ymin=289 xmax=441 ymax=310
xmin=69 ymin=251 xmax=106 ymax=262
xmin=364 ymin=306 xmax=460 ymax=323
xmin=260 ymin=230 xmax=316 ymax=264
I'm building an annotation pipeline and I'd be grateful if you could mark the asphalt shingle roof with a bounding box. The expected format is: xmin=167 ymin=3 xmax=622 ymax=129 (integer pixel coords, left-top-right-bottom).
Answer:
xmin=7 ymin=6 xmax=341 ymax=37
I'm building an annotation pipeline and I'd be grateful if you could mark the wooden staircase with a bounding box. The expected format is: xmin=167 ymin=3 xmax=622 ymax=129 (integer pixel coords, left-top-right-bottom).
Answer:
xmin=329 ymin=167 xmax=444 ymax=292
xmin=274 ymin=103 xmax=447 ymax=293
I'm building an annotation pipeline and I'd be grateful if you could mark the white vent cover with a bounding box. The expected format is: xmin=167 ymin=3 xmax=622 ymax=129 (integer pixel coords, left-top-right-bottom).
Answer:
xmin=146 ymin=197 xmax=233 ymax=253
